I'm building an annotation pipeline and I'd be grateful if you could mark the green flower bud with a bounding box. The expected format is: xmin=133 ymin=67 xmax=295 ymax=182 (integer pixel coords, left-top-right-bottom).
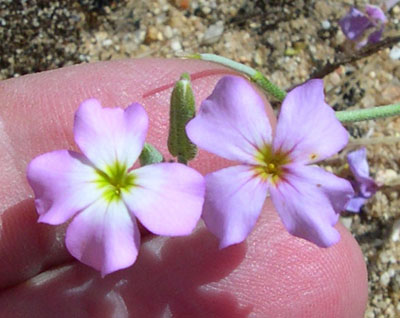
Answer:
xmin=168 ymin=73 xmax=197 ymax=164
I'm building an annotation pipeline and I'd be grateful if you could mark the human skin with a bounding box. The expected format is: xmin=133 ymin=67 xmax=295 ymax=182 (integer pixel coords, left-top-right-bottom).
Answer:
xmin=0 ymin=59 xmax=367 ymax=317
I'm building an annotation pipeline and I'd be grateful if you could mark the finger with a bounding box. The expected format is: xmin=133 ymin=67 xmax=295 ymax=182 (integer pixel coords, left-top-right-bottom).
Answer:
xmin=0 ymin=59 xmax=367 ymax=316
xmin=0 ymin=202 xmax=367 ymax=318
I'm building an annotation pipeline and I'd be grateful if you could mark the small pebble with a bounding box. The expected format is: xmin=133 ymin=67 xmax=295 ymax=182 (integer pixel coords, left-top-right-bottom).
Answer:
xmin=380 ymin=271 xmax=390 ymax=287
xmin=376 ymin=169 xmax=398 ymax=185
xmin=340 ymin=216 xmax=353 ymax=230
xmin=202 ymin=6 xmax=211 ymax=15
xmin=102 ymin=39 xmax=113 ymax=47
xmin=390 ymin=218 xmax=400 ymax=242
xmin=202 ymin=21 xmax=224 ymax=45
xmin=164 ymin=25 xmax=173 ymax=39
xmin=253 ymin=51 xmax=263 ymax=66
xmin=330 ymin=72 xmax=341 ymax=86
xmin=321 ymin=20 xmax=330 ymax=29
xmin=145 ymin=26 xmax=159 ymax=42
xmin=170 ymin=38 xmax=182 ymax=51
xmin=389 ymin=46 xmax=400 ymax=60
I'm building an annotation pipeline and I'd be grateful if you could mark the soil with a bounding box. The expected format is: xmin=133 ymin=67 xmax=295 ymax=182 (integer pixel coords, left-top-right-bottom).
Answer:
xmin=1 ymin=1 xmax=400 ymax=317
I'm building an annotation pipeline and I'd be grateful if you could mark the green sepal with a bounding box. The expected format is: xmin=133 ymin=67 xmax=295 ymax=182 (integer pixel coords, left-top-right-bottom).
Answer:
xmin=167 ymin=73 xmax=197 ymax=164
xmin=139 ymin=143 xmax=163 ymax=166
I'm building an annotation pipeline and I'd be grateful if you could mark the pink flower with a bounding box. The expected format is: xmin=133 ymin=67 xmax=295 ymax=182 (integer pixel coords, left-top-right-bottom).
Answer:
xmin=339 ymin=5 xmax=387 ymax=48
xmin=345 ymin=147 xmax=378 ymax=212
xmin=27 ymin=99 xmax=205 ymax=276
xmin=186 ymin=76 xmax=354 ymax=248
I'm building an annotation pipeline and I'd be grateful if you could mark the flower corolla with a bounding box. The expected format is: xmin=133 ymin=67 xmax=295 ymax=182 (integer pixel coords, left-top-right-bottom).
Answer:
xmin=186 ymin=76 xmax=354 ymax=248
xmin=27 ymin=99 xmax=205 ymax=276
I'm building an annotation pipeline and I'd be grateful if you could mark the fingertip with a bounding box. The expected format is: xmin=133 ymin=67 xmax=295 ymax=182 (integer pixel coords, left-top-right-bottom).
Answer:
xmin=0 ymin=59 xmax=367 ymax=318
xmin=0 ymin=199 xmax=72 ymax=290
xmin=212 ymin=200 xmax=367 ymax=317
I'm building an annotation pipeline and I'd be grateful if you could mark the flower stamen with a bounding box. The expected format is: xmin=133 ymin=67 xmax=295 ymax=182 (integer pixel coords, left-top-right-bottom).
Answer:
xmin=253 ymin=145 xmax=290 ymax=184
xmin=95 ymin=161 xmax=136 ymax=202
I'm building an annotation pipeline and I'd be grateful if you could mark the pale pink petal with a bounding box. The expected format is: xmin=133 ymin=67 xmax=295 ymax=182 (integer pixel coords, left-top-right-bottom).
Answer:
xmin=273 ymin=79 xmax=348 ymax=164
xmin=202 ymin=165 xmax=268 ymax=248
xmin=186 ymin=76 xmax=272 ymax=164
xmin=74 ymin=99 xmax=148 ymax=170
xmin=346 ymin=148 xmax=378 ymax=211
xmin=270 ymin=164 xmax=353 ymax=247
xmin=123 ymin=163 xmax=205 ymax=236
xmin=339 ymin=7 xmax=372 ymax=41
xmin=346 ymin=196 xmax=367 ymax=212
xmin=285 ymin=164 xmax=354 ymax=214
xmin=347 ymin=147 xmax=370 ymax=179
xmin=367 ymin=28 xmax=384 ymax=44
xmin=365 ymin=5 xmax=387 ymax=24
xmin=65 ymin=199 xmax=140 ymax=277
xmin=27 ymin=150 xmax=100 ymax=224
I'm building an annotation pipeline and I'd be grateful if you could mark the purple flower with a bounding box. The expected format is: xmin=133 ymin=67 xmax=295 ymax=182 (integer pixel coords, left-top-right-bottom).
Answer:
xmin=186 ymin=76 xmax=354 ymax=248
xmin=345 ymin=147 xmax=378 ymax=212
xmin=27 ymin=99 xmax=205 ymax=276
xmin=339 ymin=5 xmax=387 ymax=47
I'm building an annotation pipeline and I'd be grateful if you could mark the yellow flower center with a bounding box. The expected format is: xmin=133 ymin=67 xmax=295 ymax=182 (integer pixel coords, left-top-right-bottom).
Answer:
xmin=95 ymin=161 xmax=136 ymax=202
xmin=253 ymin=145 xmax=290 ymax=185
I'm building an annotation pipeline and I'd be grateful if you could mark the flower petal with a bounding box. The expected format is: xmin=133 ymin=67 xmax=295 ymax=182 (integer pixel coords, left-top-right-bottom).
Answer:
xmin=345 ymin=196 xmax=367 ymax=213
xmin=339 ymin=7 xmax=372 ymax=41
xmin=74 ymin=99 xmax=148 ymax=170
xmin=270 ymin=164 xmax=354 ymax=247
xmin=347 ymin=147 xmax=370 ymax=179
xmin=123 ymin=163 xmax=205 ymax=236
xmin=186 ymin=76 xmax=272 ymax=164
xmin=367 ymin=28 xmax=384 ymax=44
xmin=347 ymin=147 xmax=378 ymax=198
xmin=202 ymin=165 xmax=268 ymax=248
xmin=289 ymin=164 xmax=354 ymax=213
xmin=27 ymin=150 xmax=100 ymax=224
xmin=273 ymin=79 xmax=348 ymax=164
xmin=365 ymin=5 xmax=387 ymax=24
xmin=65 ymin=199 xmax=140 ymax=276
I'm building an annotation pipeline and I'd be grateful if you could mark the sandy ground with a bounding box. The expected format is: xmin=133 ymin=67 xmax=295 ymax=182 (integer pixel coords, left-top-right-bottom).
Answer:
xmin=1 ymin=0 xmax=400 ymax=317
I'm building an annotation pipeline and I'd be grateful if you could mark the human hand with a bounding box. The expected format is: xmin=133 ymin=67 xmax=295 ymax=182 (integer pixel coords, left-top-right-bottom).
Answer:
xmin=0 ymin=59 xmax=367 ymax=317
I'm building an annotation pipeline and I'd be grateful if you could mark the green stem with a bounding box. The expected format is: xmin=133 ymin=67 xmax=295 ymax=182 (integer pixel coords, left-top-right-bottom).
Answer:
xmin=336 ymin=103 xmax=400 ymax=123
xmin=252 ymin=71 xmax=286 ymax=101
xmin=191 ymin=53 xmax=286 ymax=101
